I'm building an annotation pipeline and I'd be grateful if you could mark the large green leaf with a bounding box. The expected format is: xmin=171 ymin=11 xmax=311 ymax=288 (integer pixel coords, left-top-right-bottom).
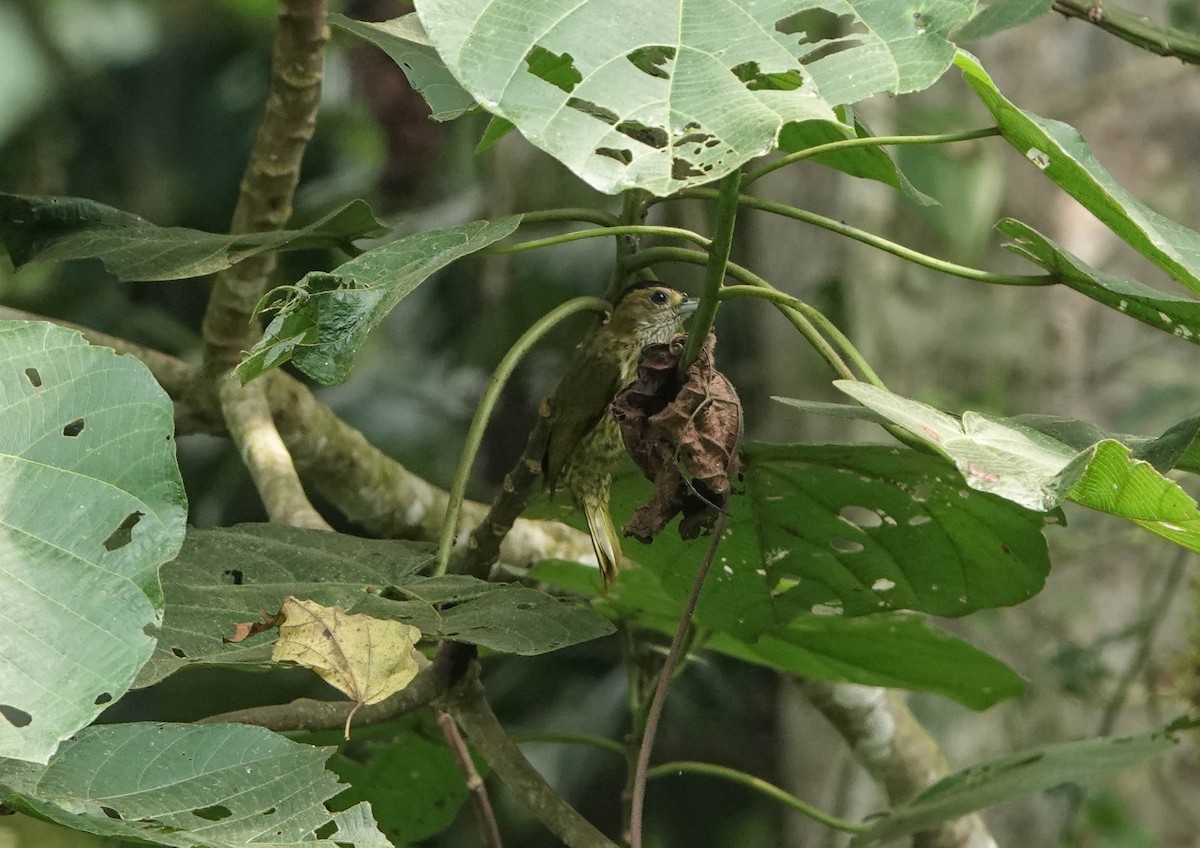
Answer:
xmin=852 ymin=718 xmax=1199 ymax=847
xmin=0 ymin=195 xmax=386 ymax=282
xmin=0 ymin=321 xmax=186 ymax=763
xmin=141 ymin=524 xmax=612 ymax=686
xmin=412 ymin=0 xmax=974 ymax=195
xmin=0 ymin=722 xmax=390 ymax=848
xmin=833 ymin=382 xmax=1200 ymax=553
xmin=237 ymin=216 xmax=521 ymax=384
xmin=957 ymin=51 xmax=1200 ymax=295
xmin=999 ymin=218 xmax=1200 ymax=343
xmin=537 ymin=442 xmax=1050 ymax=641
xmin=331 ymin=14 xmax=476 ymax=121
xmin=531 ymin=560 xmax=1023 ymax=710
xmin=326 ymin=714 xmax=470 ymax=845
xmin=952 ymin=0 xmax=1051 ymax=41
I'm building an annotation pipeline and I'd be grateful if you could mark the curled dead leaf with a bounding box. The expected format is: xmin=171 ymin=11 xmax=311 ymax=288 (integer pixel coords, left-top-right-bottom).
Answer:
xmin=223 ymin=610 xmax=285 ymax=644
xmin=611 ymin=332 xmax=743 ymax=542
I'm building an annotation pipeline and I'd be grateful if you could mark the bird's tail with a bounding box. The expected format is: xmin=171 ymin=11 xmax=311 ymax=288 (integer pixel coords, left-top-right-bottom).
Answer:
xmin=583 ymin=498 xmax=621 ymax=587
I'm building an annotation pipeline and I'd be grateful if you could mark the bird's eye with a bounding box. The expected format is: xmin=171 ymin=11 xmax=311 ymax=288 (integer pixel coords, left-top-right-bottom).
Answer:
xmin=650 ymin=290 xmax=669 ymax=305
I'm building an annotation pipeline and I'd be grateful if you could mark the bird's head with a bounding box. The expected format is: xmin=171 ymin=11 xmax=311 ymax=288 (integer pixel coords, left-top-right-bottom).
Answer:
xmin=607 ymin=283 xmax=699 ymax=346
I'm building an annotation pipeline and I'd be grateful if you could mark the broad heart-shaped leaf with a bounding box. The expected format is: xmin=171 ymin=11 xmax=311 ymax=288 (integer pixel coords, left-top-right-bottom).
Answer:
xmin=957 ymin=51 xmax=1200 ymax=295
xmin=833 ymin=383 xmax=1200 ymax=554
xmin=536 ymin=443 xmax=1050 ymax=641
xmin=413 ymin=0 xmax=974 ymax=196
xmin=530 ymin=561 xmax=1023 ymax=710
xmin=851 ymin=718 xmax=1199 ymax=847
xmin=331 ymin=14 xmax=476 ymax=121
xmin=237 ymin=216 xmax=521 ymax=385
xmin=0 ymin=194 xmax=386 ymax=282
xmin=0 ymin=722 xmax=391 ymax=848
xmin=999 ymin=218 xmax=1200 ymax=344
xmin=141 ymin=524 xmax=612 ymax=686
xmin=0 ymin=321 xmax=186 ymax=764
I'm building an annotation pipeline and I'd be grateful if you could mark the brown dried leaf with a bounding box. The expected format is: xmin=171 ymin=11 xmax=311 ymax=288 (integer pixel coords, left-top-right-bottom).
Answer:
xmin=611 ymin=333 xmax=743 ymax=542
xmin=222 ymin=610 xmax=285 ymax=644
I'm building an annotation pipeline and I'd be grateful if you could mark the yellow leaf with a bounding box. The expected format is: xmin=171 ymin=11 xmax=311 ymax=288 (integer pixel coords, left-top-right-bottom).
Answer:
xmin=272 ymin=597 xmax=422 ymax=738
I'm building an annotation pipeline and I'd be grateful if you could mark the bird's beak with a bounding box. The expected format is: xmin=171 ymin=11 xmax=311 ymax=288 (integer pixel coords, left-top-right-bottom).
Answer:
xmin=680 ymin=298 xmax=701 ymax=316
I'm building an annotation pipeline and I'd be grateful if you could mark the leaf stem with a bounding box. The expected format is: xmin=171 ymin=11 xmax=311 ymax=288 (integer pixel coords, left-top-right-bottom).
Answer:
xmin=742 ymin=127 xmax=1001 ymax=186
xmin=510 ymin=731 xmax=626 ymax=757
xmin=680 ymin=190 xmax=1054 ymax=287
xmin=487 ymin=225 xmax=711 ymax=255
xmin=1052 ymin=0 xmax=1200 ymax=65
xmin=645 ymin=761 xmax=867 ymax=835
xmin=718 ymin=285 xmax=885 ymax=387
xmin=434 ymin=296 xmax=610 ymax=576
xmin=628 ymin=513 xmax=728 ymax=848
xmin=519 ymin=208 xmax=622 ymax=228
xmin=681 ymin=170 xmax=741 ymax=370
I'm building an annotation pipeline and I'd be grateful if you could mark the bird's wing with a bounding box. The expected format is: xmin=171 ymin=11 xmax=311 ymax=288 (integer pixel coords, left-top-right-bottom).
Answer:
xmin=542 ymin=341 xmax=624 ymax=491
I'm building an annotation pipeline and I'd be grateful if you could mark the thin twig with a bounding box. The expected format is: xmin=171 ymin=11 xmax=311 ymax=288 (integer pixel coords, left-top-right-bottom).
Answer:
xmin=486 ymin=224 xmax=711 ymax=255
xmin=628 ymin=513 xmax=728 ymax=848
xmin=439 ymin=710 xmax=503 ymax=848
xmin=679 ymin=170 xmax=741 ymax=370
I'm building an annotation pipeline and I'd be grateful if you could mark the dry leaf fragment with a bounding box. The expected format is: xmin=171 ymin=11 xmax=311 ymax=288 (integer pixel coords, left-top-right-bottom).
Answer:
xmin=222 ymin=610 xmax=285 ymax=644
xmin=611 ymin=332 xmax=743 ymax=542
xmin=271 ymin=596 xmax=422 ymax=738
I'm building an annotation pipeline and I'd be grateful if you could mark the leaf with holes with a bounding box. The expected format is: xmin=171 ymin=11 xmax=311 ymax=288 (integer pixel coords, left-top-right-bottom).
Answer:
xmin=957 ymin=51 xmax=1200 ymax=295
xmin=537 ymin=443 xmax=1051 ymax=641
xmin=852 ymin=718 xmax=1200 ymax=847
xmin=834 ymin=383 xmax=1200 ymax=553
xmin=530 ymin=560 xmax=1023 ymax=710
xmin=0 ymin=194 xmax=386 ymax=281
xmin=331 ymin=14 xmax=476 ymax=121
xmin=142 ymin=524 xmax=612 ymax=685
xmin=410 ymin=0 xmax=974 ymax=195
xmin=236 ymin=216 xmax=521 ymax=384
xmin=0 ymin=722 xmax=392 ymax=847
xmin=999 ymin=219 xmax=1200 ymax=343
xmin=0 ymin=321 xmax=186 ymax=764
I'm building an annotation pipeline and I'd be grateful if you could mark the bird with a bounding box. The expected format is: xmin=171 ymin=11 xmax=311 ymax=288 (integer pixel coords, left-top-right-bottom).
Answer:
xmin=543 ymin=283 xmax=699 ymax=586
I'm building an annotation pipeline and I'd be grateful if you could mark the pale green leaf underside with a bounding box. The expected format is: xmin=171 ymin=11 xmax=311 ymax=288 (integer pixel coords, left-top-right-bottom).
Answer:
xmin=958 ymin=51 xmax=1200 ymax=295
xmin=141 ymin=524 xmax=612 ymax=686
xmin=952 ymin=0 xmax=1051 ymax=41
xmin=238 ymin=216 xmax=521 ymax=385
xmin=0 ymin=722 xmax=391 ymax=848
xmin=0 ymin=321 xmax=186 ymax=763
xmin=852 ymin=718 xmax=1198 ymax=847
xmin=413 ymin=0 xmax=973 ymax=195
xmin=0 ymin=194 xmax=386 ymax=282
xmin=999 ymin=218 xmax=1200 ymax=344
xmin=835 ymin=382 xmax=1200 ymax=553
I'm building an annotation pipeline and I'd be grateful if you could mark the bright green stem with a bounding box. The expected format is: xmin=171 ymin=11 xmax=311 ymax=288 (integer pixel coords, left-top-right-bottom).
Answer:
xmin=718 ymin=285 xmax=885 ymax=387
xmin=434 ymin=296 xmax=610 ymax=576
xmin=519 ymin=208 xmax=622 ymax=227
xmin=510 ymin=731 xmax=625 ymax=757
xmin=682 ymin=190 xmax=1054 ymax=287
xmin=645 ymin=761 xmax=867 ymax=835
xmin=681 ymin=170 xmax=741 ymax=369
xmin=742 ymin=127 xmax=1001 ymax=186
xmin=487 ymin=225 xmax=711 ymax=255
xmin=625 ymin=246 xmax=857 ymax=382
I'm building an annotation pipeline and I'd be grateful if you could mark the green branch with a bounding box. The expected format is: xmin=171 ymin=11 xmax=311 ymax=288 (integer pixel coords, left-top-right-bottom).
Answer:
xmin=742 ymin=127 xmax=1001 ymax=186
xmin=680 ymin=190 xmax=1053 ymax=287
xmin=487 ymin=225 xmax=711 ymax=255
xmin=1052 ymin=1 xmax=1200 ymax=65
xmin=646 ymin=761 xmax=866 ymax=835
xmin=435 ymin=296 xmax=611 ymax=575
xmin=519 ymin=208 xmax=621 ymax=228
xmin=681 ymin=170 xmax=741 ymax=369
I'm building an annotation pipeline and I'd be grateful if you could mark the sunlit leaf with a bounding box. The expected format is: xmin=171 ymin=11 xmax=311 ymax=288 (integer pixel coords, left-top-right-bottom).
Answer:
xmin=412 ymin=0 xmax=974 ymax=195
xmin=0 ymin=321 xmax=186 ymax=763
